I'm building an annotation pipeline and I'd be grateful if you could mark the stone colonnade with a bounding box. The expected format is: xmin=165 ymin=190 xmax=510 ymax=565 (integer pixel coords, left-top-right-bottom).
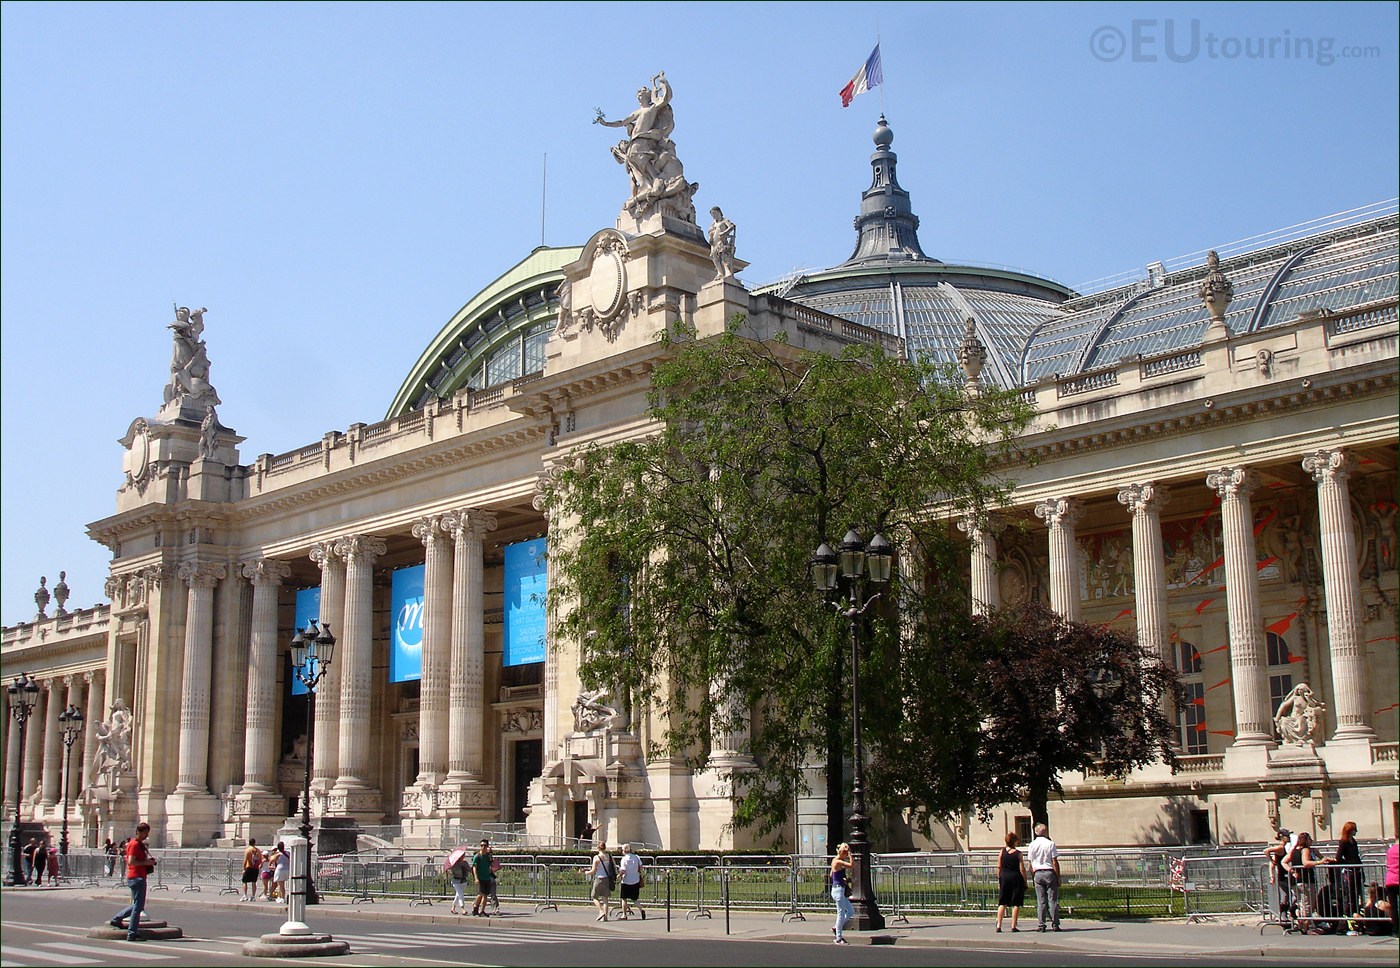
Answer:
xmin=966 ymin=448 xmax=1376 ymax=748
xmin=3 ymin=670 xmax=98 ymax=825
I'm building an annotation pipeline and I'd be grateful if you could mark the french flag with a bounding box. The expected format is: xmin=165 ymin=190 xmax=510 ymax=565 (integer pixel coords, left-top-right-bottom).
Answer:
xmin=839 ymin=44 xmax=882 ymax=108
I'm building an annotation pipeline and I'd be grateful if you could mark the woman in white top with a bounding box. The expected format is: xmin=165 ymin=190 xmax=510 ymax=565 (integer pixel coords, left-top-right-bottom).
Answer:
xmin=271 ymin=842 xmax=291 ymax=901
xmin=617 ymin=844 xmax=646 ymax=920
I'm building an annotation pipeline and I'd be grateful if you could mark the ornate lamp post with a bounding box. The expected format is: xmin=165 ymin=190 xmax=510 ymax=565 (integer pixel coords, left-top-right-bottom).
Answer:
xmin=57 ymin=703 xmax=84 ymax=874
xmin=811 ymin=529 xmax=892 ymax=931
xmin=5 ymin=674 xmax=41 ymax=887
xmin=289 ymin=619 xmax=335 ymax=906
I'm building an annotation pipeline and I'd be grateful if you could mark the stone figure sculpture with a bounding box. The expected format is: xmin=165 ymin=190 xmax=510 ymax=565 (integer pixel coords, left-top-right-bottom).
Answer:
xmin=707 ymin=206 xmax=737 ymax=280
xmin=164 ymin=305 xmax=221 ymax=409
xmin=1198 ymin=250 xmax=1234 ymax=324
xmin=571 ymin=686 xmax=626 ymax=732
xmin=595 ymin=72 xmax=698 ymax=222
xmin=199 ymin=406 xmax=221 ymax=459
xmin=89 ymin=698 xmax=134 ymax=788
xmin=1274 ymin=683 xmax=1325 ymax=745
xmin=555 ymin=280 xmax=575 ymax=336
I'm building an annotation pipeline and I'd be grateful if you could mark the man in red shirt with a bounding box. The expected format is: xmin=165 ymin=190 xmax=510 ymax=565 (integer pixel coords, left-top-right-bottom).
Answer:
xmin=109 ymin=822 xmax=156 ymax=941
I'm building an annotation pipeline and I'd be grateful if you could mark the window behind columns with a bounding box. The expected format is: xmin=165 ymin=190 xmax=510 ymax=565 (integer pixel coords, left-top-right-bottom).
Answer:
xmin=1175 ymin=640 xmax=1207 ymax=755
xmin=1266 ymin=632 xmax=1295 ymax=719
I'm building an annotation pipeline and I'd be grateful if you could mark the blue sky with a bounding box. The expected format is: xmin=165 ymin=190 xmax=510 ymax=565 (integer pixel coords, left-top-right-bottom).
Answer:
xmin=2 ymin=1 xmax=1396 ymax=623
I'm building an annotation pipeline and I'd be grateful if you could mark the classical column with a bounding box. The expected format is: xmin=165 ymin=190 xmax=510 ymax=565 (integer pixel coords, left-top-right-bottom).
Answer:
xmin=23 ymin=685 xmax=46 ymax=812
xmin=174 ymin=562 xmax=226 ymax=794
xmin=1206 ymin=467 xmax=1274 ymax=746
xmin=412 ymin=516 xmax=452 ymax=786
xmin=1117 ymin=483 xmax=1172 ymax=661
xmin=41 ymin=678 xmax=65 ymax=806
xmin=1302 ymin=449 xmax=1376 ymax=743
xmin=1034 ymin=497 xmax=1085 ymax=621
xmin=959 ymin=513 xmax=1003 ymax=616
xmin=443 ymin=510 xmax=496 ymax=786
xmin=241 ymin=559 xmax=292 ymax=792
xmin=706 ymin=676 xmax=753 ymax=769
xmin=309 ymin=542 xmax=346 ymax=793
xmin=67 ymin=675 xmax=88 ymax=806
xmin=3 ymin=703 xmax=19 ymax=818
xmin=334 ymin=535 xmax=386 ymax=794
xmin=79 ymin=669 xmax=106 ymax=803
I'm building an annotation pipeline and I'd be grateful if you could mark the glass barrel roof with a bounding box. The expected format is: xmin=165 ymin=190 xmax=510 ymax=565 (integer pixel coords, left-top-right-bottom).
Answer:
xmin=1254 ymin=228 xmax=1398 ymax=330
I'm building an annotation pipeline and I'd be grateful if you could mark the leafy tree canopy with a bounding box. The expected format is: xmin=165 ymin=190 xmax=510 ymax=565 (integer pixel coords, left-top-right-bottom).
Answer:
xmin=871 ymin=600 xmax=1184 ymax=832
xmin=541 ymin=317 xmax=1034 ymax=840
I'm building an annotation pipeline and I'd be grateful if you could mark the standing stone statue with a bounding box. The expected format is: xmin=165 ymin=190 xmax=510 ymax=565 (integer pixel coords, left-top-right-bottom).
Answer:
xmin=199 ymin=406 xmax=221 ymax=459
xmin=163 ymin=305 xmax=221 ymax=410
xmin=595 ymin=72 xmax=698 ymax=223
xmin=707 ymin=207 xmax=737 ymax=281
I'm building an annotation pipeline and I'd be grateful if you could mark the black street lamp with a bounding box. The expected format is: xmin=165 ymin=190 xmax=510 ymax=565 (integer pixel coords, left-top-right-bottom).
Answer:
xmin=812 ymin=529 xmax=892 ymax=931
xmin=4 ymin=674 xmax=41 ymax=887
xmin=289 ymin=619 xmax=335 ymax=905
xmin=57 ymin=703 xmax=84 ymax=874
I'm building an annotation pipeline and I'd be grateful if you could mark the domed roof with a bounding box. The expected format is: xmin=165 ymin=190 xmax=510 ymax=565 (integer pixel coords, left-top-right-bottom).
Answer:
xmin=769 ymin=117 xmax=1073 ymax=387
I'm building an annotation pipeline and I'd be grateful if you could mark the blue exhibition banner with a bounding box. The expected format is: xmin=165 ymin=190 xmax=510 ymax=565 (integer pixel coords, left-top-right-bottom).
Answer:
xmin=291 ymin=587 xmax=321 ymax=695
xmin=503 ymin=537 xmax=547 ymax=667
xmin=390 ymin=564 xmax=425 ymax=683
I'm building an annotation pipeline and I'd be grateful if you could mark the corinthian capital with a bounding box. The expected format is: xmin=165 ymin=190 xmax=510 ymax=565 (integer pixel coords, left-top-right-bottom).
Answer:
xmin=177 ymin=561 xmax=227 ymax=587
xmin=1034 ymin=497 xmax=1085 ymax=530
xmin=241 ymin=558 xmax=292 ymax=585
xmin=1302 ymin=448 xmax=1354 ymax=485
xmin=1117 ymin=482 xmax=1170 ymax=517
xmin=1206 ymin=466 xmax=1259 ymax=501
xmin=334 ymin=535 xmax=387 ymax=565
xmin=412 ymin=515 xmax=447 ymax=546
xmin=441 ymin=508 xmax=499 ymax=540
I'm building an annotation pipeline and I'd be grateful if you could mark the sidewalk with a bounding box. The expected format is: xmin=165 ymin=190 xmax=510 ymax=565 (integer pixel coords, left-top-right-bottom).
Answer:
xmin=16 ymin=882 xmax=1399 ymax=963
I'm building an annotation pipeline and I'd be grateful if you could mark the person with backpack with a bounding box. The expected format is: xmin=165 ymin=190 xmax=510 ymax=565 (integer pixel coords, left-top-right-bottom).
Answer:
xmin=587 ymin=841 xmax=615 ymax=921
xmin=470 ymin=839 xmax=496 ymax=916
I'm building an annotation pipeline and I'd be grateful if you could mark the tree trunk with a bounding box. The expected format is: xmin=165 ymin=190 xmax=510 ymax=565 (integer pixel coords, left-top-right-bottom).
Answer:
xmin=825 ymin=635 xmax=844 ymax=855
xmin=1028 ymin=775 xmax=1050 ymax=830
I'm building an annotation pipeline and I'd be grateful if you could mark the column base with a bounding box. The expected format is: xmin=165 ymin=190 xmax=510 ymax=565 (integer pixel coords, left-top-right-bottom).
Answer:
xmin=228 ymin=789 xmax=294 ymax=844
xmin=323 ymin=787 xmax=382 ymax=825
xmin=165 ymin=789 xmax=223 ymax=847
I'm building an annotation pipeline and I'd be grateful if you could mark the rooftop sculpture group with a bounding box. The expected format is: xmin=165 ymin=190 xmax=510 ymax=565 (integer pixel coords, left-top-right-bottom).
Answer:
xmin=164 ymin=306 xmax=221 ymax=412
xmin=595 ymin=72 xmax=699 ymax=224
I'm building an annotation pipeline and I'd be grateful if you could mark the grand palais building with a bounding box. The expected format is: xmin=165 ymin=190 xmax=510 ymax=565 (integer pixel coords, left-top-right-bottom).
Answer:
xmin=3 ymin=86 xmax=1396 ymax=853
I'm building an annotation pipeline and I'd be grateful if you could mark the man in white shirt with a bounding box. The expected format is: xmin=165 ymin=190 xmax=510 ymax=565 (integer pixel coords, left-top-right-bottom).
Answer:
xmin=1026 ymin=823 xmax=1061 ymax=932
xmin=617 ymin=843 xmax=646 ymax=920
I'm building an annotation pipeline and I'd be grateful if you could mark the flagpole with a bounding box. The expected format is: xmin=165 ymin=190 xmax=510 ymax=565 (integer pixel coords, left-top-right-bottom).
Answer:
xmin=540 ymin=153 xmax=547 ymax=248
xmin=877 ymin=33 xmax=885 ymax=115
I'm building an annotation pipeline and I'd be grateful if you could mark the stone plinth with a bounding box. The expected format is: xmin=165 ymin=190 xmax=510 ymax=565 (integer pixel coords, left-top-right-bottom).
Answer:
xmin=242 ymin=932 xmax=350 ymax=959
xmin=88 ymin=919 xmax=183 ymax=942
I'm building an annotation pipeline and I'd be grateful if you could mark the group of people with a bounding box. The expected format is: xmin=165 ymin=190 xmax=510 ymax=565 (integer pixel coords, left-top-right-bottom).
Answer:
xmin=1266 ymin=823 xmax=1398 ymax=935
xmin=20 ymin=837 xmax=57 ymax=885
xmin=240 ymin=838 xmax=290 ymax=902
xmin=586 ymin=842 xmax=645 ymax=922
xmin=990 ymin=825 xmax=1062 ymax=934
xmin=447 ymin=839 xmax=501 ymax=916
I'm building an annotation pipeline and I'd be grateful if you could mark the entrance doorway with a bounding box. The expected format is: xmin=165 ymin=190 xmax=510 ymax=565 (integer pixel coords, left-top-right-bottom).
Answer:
xmin=511 ymin=739 xmax=542 ymax=823
xmin=572 ymin=800 xmax=589 ymax=842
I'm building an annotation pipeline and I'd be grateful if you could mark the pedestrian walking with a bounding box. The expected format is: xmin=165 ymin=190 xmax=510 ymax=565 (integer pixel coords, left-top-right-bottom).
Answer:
xmin=23 ymin=838 xmax=40 ymax=885
xmin=1332 ymin=821 xmax=1363 ymax=920
xmin=240 ymin=838 xmax=261 ymax=901
xmin=587 ymin=841 xmax=615 ymax=921
xmin=260 ymin=843 xmax=276 ymax=899
xmin=103 ymin=838 xmax=118 ymax=878
xmin=617 ymin=843 xmax=646 ymax=920
xmin=271 ymin=843 xmax=290 ymax=901
xmin=447 ymin=848 xmax=471 ymax=915
xmin=995 ymin=831 xmax=1027 ymax=932
xmin=109 ymin=821 xmax=156 ymax=942
xmin=1027 ymin=823 xmax=1061 ymax=932
xmin=470 ymin=840 xmax=496 ymax=916
xmin=829 ymin=842 xmax=854 ymax=944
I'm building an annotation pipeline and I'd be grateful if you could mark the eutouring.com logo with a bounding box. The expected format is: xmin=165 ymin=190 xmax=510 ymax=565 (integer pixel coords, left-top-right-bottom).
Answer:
xmin=1089 ymin=20 xmax=1383 ymax=67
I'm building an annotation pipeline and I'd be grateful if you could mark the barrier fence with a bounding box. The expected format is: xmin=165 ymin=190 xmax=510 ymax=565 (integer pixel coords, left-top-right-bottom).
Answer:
xmin=46 ymin=843 xmax=1396 ymax=926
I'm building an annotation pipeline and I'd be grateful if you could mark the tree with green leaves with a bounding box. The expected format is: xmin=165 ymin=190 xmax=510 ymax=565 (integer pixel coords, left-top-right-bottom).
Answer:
xmin=540 ymin=315 xmax=1034 ymax=849
xmin=870 ymin=600 xmax=1184 ymax=831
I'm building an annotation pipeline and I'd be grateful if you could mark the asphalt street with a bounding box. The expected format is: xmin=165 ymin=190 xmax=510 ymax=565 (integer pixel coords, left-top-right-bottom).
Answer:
xmin=1 ymin=888 xmax=1394 ymax=967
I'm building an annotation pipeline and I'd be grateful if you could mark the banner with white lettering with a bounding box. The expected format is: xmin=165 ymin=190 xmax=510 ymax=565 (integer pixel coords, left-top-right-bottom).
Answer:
xmin=390 ymin=564 xmax=425 ymax=682
xmin=503 ymin=537 xmax=547 ymax=667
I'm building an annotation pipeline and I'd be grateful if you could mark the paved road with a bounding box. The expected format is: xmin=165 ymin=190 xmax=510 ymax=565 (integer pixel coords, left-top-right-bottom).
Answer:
xmin=1 ymin=888 xmax=1394 ymax=967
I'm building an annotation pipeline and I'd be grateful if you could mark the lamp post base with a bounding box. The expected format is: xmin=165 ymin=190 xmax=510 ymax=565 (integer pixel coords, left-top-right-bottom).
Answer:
xmin=241 ymin=933 xmax=350 ymax=959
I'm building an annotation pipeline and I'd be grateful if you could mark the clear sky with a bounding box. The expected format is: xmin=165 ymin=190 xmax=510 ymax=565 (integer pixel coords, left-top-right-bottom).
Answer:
xmin=2 ymin=1 xmax=1396 ymax=624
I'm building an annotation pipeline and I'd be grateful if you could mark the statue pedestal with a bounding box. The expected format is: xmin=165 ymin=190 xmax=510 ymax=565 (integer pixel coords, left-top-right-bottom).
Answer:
xmin=228 ymin=787 xmax=292 ymax=844
xmin=165 ymin=788 xmax=223 ymax=847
